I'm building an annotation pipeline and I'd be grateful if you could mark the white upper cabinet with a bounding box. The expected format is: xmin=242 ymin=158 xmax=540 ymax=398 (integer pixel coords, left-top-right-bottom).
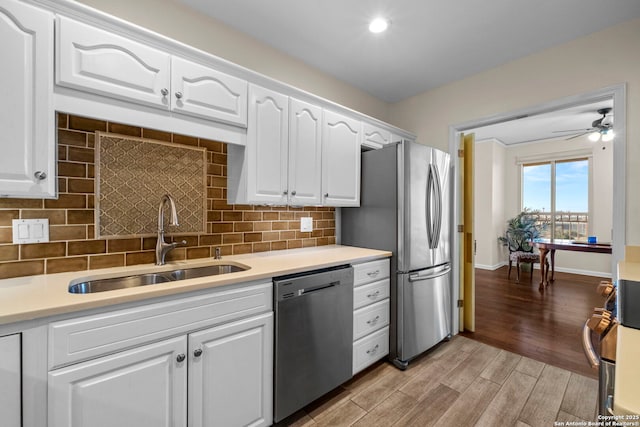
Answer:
xmin=0 ymin=0 xmax=55 ymax=198
xmin=289 ymin=98 xmax=322 ymax=206
xmin=362 ymin=122 xmax=392 ymax=149
xmin=322 ymin=110 xmax=361 ymax=207
xmin=245 ymin=84 xmax=289 ymax=204
xmin=56 ymin=16 xmax=248 ymax=127
xmin=171 ymin=56 xmax=247 ymax=127
xmin=57 ymin=16 xmax=171 ymax=110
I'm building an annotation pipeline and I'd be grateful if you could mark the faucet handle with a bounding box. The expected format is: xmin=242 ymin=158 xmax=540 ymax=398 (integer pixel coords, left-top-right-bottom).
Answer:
xmin=214 ymin=247 xmax=222 ymax=260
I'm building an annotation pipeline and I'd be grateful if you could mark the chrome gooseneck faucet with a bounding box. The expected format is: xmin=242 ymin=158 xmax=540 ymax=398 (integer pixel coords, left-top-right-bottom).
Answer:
xmin=155 ymin=194 xmax=185 ymax=265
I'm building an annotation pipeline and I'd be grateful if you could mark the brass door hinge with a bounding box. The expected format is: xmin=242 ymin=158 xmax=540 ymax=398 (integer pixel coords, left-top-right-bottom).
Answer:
xmin=457 ymin=299 xmax=463 ymax=308
xmin=458 ymin=149 xmax=464 ymax=158
xmin=457 ymin=224 xmax=464 ymax=233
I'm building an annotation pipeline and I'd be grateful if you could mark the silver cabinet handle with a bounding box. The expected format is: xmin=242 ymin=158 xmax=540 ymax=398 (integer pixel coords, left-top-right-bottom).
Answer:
xmin=175 ymin=91 xmax=183 ymax=99
xmin=324 ymin=193 xmax=329 ymax=197
xmin=161 ymin=88 xmax=169 ymax=96
xmin=366 ymin=315 xmax=380 ymax=325
xmin=367 ymin=290 xmax=380 ymax=299
xmin=367 ymin=270 xmax=380 ymax=277
xmin=291 ymin=190 xmax=297 ymax=196
xmin=176 ymin=353 xmax=186 ymax=363
xmin=283 ymin=190 xmax=288 ymax=195
xmin=366 ymin=344 xmax=379 ymax=355
xmin=34 ymin=171 xmax=47 ymax=180
xmin=194 ymin=348 xmax=203 ymax=358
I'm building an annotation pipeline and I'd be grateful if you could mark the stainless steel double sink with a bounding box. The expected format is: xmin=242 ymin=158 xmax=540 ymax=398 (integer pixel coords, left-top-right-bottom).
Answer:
xmin=69 ymin=263 xmax=250 ymax=294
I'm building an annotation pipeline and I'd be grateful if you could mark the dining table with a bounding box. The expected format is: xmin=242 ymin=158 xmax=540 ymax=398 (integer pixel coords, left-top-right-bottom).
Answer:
xmin=535 ymin=239 xmax=612 ymax=289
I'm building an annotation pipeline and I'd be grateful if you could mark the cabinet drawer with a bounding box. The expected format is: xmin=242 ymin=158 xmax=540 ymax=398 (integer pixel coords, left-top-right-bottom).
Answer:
xmin=353 ymin=279 xmax=390 ymax=310
xmin=49 ymin=281 xmax=272 ymax=369
xmin=353 ymin=327 xmax=389 ymax=375
xmin=353 ymin=299 xmax=389 ymax=341
xmin=353 ymin=259 xmax=389 ymax=287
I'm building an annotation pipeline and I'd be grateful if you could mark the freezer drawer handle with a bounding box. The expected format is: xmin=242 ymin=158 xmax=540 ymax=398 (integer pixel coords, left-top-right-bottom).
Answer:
xmin=367 ymin=270 xmax=380 ymax=278
xmin=408 ymin=266 xmax=452 ymax=282
xmin=366 ymin=344 xmax=379 ymax=355
xmin=367 ymin=291 xmax=380 ymax=299
xmin=367 ymin=315 xmax=380 ymax=325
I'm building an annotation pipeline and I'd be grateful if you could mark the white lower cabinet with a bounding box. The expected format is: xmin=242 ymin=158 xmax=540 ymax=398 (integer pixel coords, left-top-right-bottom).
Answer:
xmin=47 ymin=282 xmax=273 ymax=427
xmin=48 ymin=336 xmax=188 ymax=427
xmin=189 ymin=313 xmax=273 ymax=427
xmin=352 ymin=259 xmax=391 ymax=375
xmin=0 ymin=333 xmax=21 ymax=427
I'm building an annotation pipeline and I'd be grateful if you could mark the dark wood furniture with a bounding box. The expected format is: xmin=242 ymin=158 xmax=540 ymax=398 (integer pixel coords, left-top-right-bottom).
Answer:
xmin=535 ymin=240 xmax=612 ymax=289
xmin=506 ymin=229 xmax=541 ymax=283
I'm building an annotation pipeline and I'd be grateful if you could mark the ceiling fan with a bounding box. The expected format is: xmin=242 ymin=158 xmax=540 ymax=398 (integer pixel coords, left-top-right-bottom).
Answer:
xmin=553 ymin=107 xmax=614 ymax=141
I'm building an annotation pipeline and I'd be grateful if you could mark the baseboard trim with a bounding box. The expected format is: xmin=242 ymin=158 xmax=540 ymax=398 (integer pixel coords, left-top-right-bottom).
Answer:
xmin=475 ymin=262 xmax=507 ymax=271
xmin=475 ymin=262 xmax=611 ymax=278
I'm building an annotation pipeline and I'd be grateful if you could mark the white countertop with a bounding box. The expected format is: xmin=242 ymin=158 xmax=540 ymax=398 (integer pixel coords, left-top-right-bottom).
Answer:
xmin=0 ymin=245 xmax=390 ymax=325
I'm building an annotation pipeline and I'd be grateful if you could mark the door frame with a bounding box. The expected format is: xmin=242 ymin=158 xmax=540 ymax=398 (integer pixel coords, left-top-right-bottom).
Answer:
xmin=447 ymin=84 xmax=626 ymax=334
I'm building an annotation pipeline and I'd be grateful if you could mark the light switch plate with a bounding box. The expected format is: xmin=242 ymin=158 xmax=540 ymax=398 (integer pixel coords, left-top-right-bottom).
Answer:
xmin=300 ymin=217 xmax=313 ymax=232
xmin=12 ymin=219 xmax=49 ymax=244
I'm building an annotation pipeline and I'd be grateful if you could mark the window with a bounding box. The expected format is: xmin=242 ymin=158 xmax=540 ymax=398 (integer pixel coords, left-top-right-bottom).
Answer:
xmin=522 ymin=158 xmax=589 ymax=240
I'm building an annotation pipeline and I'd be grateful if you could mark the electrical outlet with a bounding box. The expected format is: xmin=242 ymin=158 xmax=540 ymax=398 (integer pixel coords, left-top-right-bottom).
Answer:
xmin=300 ymin=217 xmax=313 ymax=232
xmin=12 ymin=219 xmax=49 ymax=244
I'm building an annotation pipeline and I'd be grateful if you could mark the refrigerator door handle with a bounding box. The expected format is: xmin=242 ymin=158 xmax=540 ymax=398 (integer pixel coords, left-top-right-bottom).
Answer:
xmin=432 ymin=163 xmax=443 ymax=248
xmin=408 ymin=265 xmax=452 ymax=282
xmin=426 ymin=164 xmax=434 ymax=249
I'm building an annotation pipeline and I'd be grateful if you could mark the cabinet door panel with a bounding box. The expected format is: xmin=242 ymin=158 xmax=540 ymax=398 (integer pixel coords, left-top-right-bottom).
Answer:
xmin=246 ymin=85 xmax=288 ymax=204
xmin=171 ymin=57 xmax=248 ymax=127
xmin=362 ymin=123 xmax=391 ymax=150
xmin=289 ymin=98 xmax=322 ymax=205
xmin=189 ymin=313 xmax=273 ymax=427
xmin=0 ymin=334 xmax=21 ymax=427
xmin=0 ymin=0 xmax=55 ymax=198
xmin=57 ymin=16 xmax=171 ymax=109
xmin=322 ymin=110 xmax=361 ymax=206
xmin=48 ymin=336 xmax=187 ymax=427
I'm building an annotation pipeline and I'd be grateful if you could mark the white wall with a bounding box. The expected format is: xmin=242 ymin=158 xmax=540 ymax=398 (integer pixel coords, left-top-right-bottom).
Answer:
xmin=389 ymin=18 xmax=640 ymax=247
xmin=474 ymin=139 xmax=506 ymax=269
xmin=74 ymin=0 xmax=389 ymax=122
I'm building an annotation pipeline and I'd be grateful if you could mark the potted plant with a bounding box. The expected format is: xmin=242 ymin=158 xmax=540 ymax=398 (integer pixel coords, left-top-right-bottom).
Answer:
xmin=498 ymin=209 xmax=548 ymax=274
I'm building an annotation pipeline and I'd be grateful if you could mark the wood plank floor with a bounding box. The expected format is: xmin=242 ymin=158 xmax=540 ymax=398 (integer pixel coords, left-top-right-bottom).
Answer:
xmin=463 ymin=266 xmax=605 ymax=378
xmin=279 ymin=336 xmax=599 ymax=427
xmin=278 ymin=267 xmax=605 ymax=426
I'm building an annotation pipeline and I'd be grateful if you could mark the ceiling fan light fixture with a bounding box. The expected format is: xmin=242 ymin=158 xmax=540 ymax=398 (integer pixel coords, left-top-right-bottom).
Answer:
xmin=369 ymin=17 xmax=390 ymax=33
xmin=588 ymin=131 xmax=601 ymax=142
xmin=602 ymin=129 xmax=615 ymax=142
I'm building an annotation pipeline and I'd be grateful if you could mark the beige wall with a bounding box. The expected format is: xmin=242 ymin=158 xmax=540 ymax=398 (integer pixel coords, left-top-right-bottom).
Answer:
xmin=502 ymin=136 xmax=613 ymax=276
xmin=75 ymin=0 xmax=389 ymax=122
xmin=474 ymin=139 xmax=506 ymax=269
xmin=389 ymin=18 xmax=640 ymax=246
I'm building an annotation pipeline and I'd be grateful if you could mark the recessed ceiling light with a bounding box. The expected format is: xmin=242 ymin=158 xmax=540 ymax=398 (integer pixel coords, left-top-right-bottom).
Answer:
xmin=369 ymin=17 xmax=390 ymax=34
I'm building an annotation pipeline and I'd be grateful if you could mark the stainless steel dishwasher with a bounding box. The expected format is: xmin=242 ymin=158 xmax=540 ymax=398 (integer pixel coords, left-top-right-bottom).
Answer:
xmin=273 ymin=265 xmax=354 ymax=423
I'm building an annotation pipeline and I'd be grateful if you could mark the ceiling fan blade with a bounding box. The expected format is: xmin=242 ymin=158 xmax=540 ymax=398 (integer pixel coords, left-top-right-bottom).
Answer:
xmin=552 ymin=128 xmax=593 ymax=133
xmin=565 ymin=131 xmax=590 ymax=140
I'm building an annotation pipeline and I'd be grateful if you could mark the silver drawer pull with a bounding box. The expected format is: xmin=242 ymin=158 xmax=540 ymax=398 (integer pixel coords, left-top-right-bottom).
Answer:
xmin=367 ymin=315 xmax=380 ymax=325
xmin=367 ymin=291 xmax=380 ymax=299
xmin=367 ymin=270 xmax=380 ymax=277
xmin=366 ymin=344 xmax=379 ymax=355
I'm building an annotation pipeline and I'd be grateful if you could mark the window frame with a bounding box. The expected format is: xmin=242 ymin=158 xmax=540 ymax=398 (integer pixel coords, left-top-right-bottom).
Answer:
xmin=520 ymin=156 xmax=592 ymax=241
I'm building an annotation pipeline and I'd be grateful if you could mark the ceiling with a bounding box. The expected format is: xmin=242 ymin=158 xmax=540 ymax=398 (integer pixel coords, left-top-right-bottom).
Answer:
xmin=471 ymin=99 xmax=614 ymax=145
xmin=178 ymin=0 xmax=640 ymax=103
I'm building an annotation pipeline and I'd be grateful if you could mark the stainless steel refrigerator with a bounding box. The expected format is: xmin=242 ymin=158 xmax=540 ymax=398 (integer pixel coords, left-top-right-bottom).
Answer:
xmin=342 ymin=140 xmax=452 ymax=369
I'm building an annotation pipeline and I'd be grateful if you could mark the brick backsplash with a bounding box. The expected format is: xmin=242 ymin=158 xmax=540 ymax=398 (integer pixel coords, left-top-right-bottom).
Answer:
xmin=0 ymin=114 xmax=335 ymax=280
